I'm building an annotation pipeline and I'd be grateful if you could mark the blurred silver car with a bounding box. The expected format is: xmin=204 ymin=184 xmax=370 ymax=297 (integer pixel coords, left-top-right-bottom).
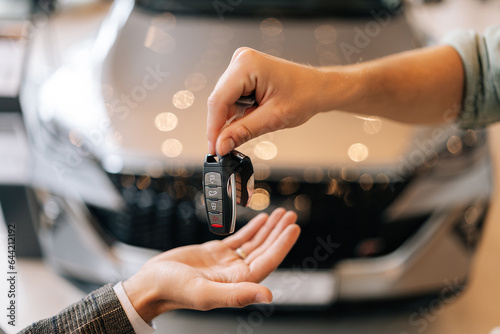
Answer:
xmin=21 ymin=0 xmax=491 ymax=306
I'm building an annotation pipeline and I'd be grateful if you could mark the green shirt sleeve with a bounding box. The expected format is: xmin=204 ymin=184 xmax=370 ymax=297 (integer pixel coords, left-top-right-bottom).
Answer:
xmin=443 ymin=26 xmax=500 ymax=128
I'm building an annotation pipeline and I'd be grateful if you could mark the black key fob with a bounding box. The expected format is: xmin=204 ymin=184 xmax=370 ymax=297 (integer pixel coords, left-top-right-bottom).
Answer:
xmin=203 ymin=150 xmax=254 ymax=235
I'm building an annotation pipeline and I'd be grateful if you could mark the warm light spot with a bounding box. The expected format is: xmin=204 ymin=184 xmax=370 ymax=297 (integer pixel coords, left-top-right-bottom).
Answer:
xmin=136 ymin=175 xmax=151 ymax=190
xmin=447 ymin=135 xmax=463 ymax=154
xmin=314 ymin=25 xmax=337 ymax=44
xmin=254 ymin=141 xmax=278 ymax=160
xmin=161 ymin=138 xmax=183 ymax=157
xmin=260 ymin=18 xmax=283 ymax=36
xmin=325 ymin=179 xmax=338 ymax=195
xmin=144 ymin=26 xmax=176 ymax=54
xmin=279 ymin=177 xmax=299 ymax=195
xmin=248 ymin=188 xmax=270 ymax=211
xmin=172 ymin=90 xmax=194 ymax=109
xmin=375 ymin=173 xmax=390 ymax=190
xmin=184 ymin=73 xmax=207 ymax=92
xmin=348 ymin=143 xmax=369 ymax=162
xmin=294 ymin=194 xmax=311 ymax=212
xmin=359 ymin=173 xmax=374 ymax=191
xmin=154 ymin=112 xmax=178 ymax=132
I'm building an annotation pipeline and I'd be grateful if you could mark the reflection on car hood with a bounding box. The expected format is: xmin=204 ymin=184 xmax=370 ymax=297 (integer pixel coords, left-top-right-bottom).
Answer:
xmin=39 ymin=1 xmax=436 ymax=174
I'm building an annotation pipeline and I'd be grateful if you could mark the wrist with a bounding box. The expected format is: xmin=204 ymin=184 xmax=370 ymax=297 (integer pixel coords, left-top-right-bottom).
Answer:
xmin=123 ymin=272 xmax=166 ymax=324
xmin=316 ymin=65 xmax=367 ymax=114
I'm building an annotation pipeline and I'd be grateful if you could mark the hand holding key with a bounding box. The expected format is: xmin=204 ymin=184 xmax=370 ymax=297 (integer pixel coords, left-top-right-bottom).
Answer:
xmin=207 ymin=47 xmax=333 ymax=156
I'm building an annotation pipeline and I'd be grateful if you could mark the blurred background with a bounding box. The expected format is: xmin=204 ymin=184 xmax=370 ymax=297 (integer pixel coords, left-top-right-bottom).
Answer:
xmin=0 ymin=0 xmax=499 ymax=333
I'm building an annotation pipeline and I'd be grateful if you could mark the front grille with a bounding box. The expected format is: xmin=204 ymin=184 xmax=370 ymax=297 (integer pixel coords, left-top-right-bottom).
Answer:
xmin=88 ymin=169 xmax=425 ymax=269
xmin=88 ymin=129 xmax=487 ymax=268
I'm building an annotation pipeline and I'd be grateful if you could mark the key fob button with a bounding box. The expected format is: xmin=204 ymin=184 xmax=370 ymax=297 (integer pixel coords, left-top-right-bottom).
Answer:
xmin=205 ymin=186 xmax=222 ymax=200
xmin=206 ymin=200 xmax=222 ymax=213
xmin=205 ymin=172 xmax=222 ymax=187
xmin=208 ymin=213 xmax=223 ymax=228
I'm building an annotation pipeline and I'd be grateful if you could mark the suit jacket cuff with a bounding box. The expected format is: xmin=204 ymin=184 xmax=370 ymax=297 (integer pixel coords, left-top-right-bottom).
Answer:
xmin=114 ymin=281 xmax=156 ymax=334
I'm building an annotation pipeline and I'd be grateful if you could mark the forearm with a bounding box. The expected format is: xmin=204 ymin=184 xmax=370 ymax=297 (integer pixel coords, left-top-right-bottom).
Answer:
xmin=320 ymin=45 xmax=464 ymax=124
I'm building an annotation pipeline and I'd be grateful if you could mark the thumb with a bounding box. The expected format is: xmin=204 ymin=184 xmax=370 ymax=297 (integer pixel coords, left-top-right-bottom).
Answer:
xmin=215 ymin=104 xmax=287 ymax=156
xmin=194 ymin=281 xmax=272 ymax=310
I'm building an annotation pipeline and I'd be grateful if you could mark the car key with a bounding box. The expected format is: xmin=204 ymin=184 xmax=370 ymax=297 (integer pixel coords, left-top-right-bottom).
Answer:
xmin=203 ymin=150 xmax=254 ymax=235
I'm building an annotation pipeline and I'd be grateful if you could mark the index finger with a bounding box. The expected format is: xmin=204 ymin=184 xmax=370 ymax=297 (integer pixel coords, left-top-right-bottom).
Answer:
xmin=207 ymin=49 xmax=258 ymax=154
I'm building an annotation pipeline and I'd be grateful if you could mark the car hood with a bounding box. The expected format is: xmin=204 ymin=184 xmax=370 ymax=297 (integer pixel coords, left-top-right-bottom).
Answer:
xmin=36 ymin=0 xmax=444 ymax=176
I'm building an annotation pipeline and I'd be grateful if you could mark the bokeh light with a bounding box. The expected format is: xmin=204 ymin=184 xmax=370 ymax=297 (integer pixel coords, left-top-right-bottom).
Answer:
xmin=260 ymin=18 xmax=283 ymax=36
xmin=136 ymin=175 xmax=151 ymax=190
xmin=375 ymin=173 xmax=390 ymax=190
xmin=348 ymin=143 xmax=369 ymax=162
xmin=161 ymin=138 xmax=183 ymax=157
xmin=314 ymin=24 xmax=337 ymax=44
xmin=249 ymin=188 xmax=270 ymax=211
xmin=154 ymin=112 xmax=178 ymax=132
xmin=103 ymin=155 xmax=123 ymax=173
xmin=359 ymin=173 xmax=374 ymax=191
xmin=254 ymin=141 xmax=278 ymax=160
xmin=172 ymin=90 xmax=194 ymax=109
xmin=447 ymin=135 xmax=463 ymax=154
xmin=279 ymin=177 xmax=299 ymax=195
xmin=294 ymin=194 xmax=311 ymax=212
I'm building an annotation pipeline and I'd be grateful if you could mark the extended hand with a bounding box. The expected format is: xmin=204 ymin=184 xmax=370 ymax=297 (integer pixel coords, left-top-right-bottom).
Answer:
xmin=207 ymin=46 xmax=465 ymax=157
xmin=207 ymin=48 xmax=330 ymax=156
xmin=123 ymin=208 xmax=300 ymax=323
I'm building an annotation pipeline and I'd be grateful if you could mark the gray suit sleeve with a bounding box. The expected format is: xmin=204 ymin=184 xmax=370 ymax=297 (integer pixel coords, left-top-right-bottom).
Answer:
xmin=443 ymin=26 xmax=500 ymax=128
xmin=19 ymin=284 xmax=135 ymax=334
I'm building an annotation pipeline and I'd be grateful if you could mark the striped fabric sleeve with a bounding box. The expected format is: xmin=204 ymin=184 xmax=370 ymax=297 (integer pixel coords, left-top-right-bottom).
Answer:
xmin=19 ymin=284 xmax=135 ymax=334
xmin=443 ymin=26 xmax=500 ymax=128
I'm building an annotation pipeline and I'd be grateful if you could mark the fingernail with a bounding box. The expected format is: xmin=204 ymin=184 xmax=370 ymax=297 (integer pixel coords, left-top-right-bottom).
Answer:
xmin=208 ymin=141 xmax=213 ymax=154
xmin=221 ymin=138 xmax=235 ymax=155
xmin=255 ymin=293 xmax=271 ymax=304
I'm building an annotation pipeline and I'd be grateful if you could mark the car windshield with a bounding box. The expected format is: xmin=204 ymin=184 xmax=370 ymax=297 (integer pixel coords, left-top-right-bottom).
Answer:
xmin=135 ymin=0 xmax=401 ymax=17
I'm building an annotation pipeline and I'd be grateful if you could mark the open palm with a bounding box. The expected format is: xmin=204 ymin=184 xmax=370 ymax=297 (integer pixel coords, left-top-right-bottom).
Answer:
xmin=124 ymin=208 xmax=300 ymax=322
